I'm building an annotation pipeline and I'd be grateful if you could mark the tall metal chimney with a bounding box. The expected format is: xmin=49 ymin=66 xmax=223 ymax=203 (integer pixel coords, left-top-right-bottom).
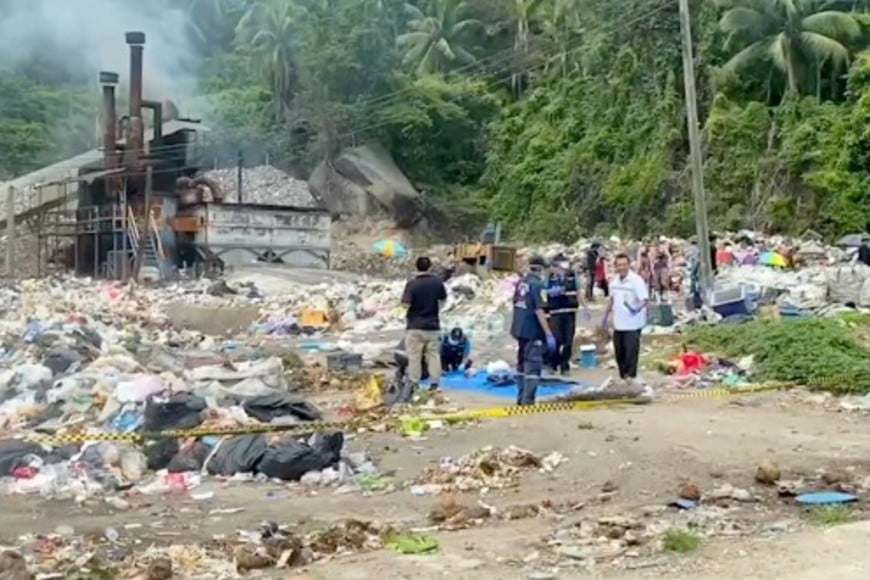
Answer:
xmin=99 ymin=72 xmax=119 ymax=166
xmin=125 ymin=31 xmax=145 ymax=168
xmin=100 ymin=71 xmax=119 ymax=197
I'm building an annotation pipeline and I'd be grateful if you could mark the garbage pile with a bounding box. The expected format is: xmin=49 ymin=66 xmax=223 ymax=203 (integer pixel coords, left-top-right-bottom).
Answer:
xmin=6 ymin=518 xmax=396 ymax=578
xmin=204 ymin=165 xmax=317 ymax=207
xmin=331 ymin=238 xmax=413 ymax=278
xmin=408 ymin=445 xmax=564 ymax=495
xmin=717 ymin=264 xmax=870 ymax=311
xmin=0 ymin=286 xmax=389 ymax=499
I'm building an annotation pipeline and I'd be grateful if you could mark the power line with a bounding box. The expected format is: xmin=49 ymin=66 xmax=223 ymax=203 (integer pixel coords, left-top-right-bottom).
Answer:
xmin=8 ymin=2 xmax=674 ymax=178
xmin=348 ymin=2 xmax=674 ymax=114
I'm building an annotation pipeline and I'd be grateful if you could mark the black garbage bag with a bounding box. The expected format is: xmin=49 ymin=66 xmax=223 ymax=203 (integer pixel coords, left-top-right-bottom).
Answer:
xmin=258 ymin=431 xmax=344 ymax=481
xmin=167 ymin=440 xmax=210 ymax=473
xmin=144 ymin=439 xmax=180 ymax=471
xmin=243 ymin=393 xmax=322 ymax=423
xmin=142 ymin=392 xmax=207 ymax=432
xmin=42 ymin=346 xmax=82 ymax=376
xmin=206 ymin=434 xmax=268 ymax=476
xmin=0 ymin=439 xmax=45 ymax=475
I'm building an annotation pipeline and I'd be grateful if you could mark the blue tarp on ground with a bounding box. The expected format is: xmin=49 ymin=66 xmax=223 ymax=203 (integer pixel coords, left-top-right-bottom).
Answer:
xmin=424 ymin=370 xmax=577 ymax=399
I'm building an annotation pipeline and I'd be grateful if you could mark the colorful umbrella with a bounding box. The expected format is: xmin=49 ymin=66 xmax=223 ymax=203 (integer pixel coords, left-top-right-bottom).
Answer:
xmin=372 ymin=239 xmax=408 ymax=258
xmin=758 ymin=251 xmax=787 ymax=267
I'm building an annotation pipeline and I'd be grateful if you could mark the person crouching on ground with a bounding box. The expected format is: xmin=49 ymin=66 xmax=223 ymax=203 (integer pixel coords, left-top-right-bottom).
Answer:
xmin=440 ymin=326 xmax=472 ymax=373
xmin=601 ymin=253 xmax=649 ymax=387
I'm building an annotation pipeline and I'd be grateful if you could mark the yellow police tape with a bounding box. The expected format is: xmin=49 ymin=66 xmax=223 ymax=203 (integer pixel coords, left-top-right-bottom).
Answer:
xmin=21 ymin=381 xmax=796 ymax=445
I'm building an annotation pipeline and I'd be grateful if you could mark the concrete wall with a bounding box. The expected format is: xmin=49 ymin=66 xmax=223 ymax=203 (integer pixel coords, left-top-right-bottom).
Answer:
xmin=189 ymin=203 xmax=331 ymax=269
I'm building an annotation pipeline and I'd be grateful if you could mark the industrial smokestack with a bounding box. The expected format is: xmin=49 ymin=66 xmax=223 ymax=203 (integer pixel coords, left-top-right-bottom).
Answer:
xmin=100 ymin=71 xmax=119 ymax=197
xmin=125 ymin=31 xmax=145 ymax=168
xmin=99 ymin=71 xmax=118 ymax=164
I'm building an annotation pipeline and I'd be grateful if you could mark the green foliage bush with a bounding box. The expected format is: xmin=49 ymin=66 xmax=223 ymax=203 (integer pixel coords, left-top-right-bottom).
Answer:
xmin=687 ymin=319 xmax=870 ymax=394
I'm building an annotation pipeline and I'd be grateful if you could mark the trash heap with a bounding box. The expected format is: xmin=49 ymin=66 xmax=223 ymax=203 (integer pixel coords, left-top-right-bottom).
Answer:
xmin=9 ymin=518 xmax=397 ymax=577
xmin=408 ymin=445 xmax=564 ymax=496
xmin=0 ymin=282 xmax=389 ymax=499
xmin=204 ymin=165 xmax=317 ymax=207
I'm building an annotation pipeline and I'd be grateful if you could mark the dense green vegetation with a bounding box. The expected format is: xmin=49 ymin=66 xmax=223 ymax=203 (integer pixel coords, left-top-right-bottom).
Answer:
xmin=2 ymin=0 xmax=869 ymax=241
xmin=687 ymin=317 xmax=870 ymax=393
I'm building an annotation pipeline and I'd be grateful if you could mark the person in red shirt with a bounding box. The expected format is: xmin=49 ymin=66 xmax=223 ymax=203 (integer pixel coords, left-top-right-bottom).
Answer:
xmin=715 ymin=242 xmax=734 ymax=268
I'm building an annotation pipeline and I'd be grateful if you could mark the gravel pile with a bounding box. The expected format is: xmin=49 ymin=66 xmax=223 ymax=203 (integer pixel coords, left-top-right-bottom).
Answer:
xmin=204 ymin=165 xmax=318 ymax=207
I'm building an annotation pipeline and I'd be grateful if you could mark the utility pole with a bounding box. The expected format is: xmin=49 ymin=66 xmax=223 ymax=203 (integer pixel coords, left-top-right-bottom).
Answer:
xmin=236 ymin=150 xmax=244 ymax=203
xmin=678 ymin=0 xmax=714 ymax=297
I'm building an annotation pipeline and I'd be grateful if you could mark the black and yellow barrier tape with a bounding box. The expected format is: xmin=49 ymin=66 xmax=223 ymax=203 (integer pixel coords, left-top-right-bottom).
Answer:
xmin=20 ymin=381 xmax=800 ymax=445
xmin=661 ymin=381 xmax=793 ymax=399
xmin=23 ymin=420 xmax=358 ymax=445
xmin=423 ymin=396 xmax=651 ymax=421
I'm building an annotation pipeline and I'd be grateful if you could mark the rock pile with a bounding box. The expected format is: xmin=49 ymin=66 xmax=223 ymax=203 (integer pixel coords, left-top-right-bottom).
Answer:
xmin=204 ymin=165 xmax=317 ymax=207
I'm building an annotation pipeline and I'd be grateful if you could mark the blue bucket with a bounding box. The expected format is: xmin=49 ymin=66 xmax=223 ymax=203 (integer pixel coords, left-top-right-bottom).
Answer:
xmin=579 ymin=345 xmax=597 ymax=368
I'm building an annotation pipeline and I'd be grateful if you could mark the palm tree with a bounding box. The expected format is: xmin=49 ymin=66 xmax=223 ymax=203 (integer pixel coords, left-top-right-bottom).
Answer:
xmin=396 ymin=0 xmax=482 ymax=75
xmin=182 ymin=0 xmax=248 ymax=48
xmin=542 ymin=0 xmax=584 ymax=78
xmin=234 ymin=0 xmax=300 ymax=119
xmin=716 ymin=0 xmax=862 ymax=95
xmin=496 ymin=0 xmax=548 ymax=94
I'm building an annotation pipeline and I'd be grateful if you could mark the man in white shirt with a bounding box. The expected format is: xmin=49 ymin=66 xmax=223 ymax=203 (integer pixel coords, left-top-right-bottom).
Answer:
xmin=601 ymin=253 xmax=649 ymax=382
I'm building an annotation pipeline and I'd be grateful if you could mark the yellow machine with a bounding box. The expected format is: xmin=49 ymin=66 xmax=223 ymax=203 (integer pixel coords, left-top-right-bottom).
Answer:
xmin=452 ymin=221 xmax=516 ymax=272
xmin=453 ymin=242 xmax=517 ymax=272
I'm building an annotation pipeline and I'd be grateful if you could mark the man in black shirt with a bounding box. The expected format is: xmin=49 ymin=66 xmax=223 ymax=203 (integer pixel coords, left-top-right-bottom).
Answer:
xmin=401 ymin=256 xmax=448 ymax=392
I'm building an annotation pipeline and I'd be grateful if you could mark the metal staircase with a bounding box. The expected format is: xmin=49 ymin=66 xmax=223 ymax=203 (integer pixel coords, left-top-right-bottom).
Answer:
xmin=129 ymin=207 xmax=169 ymax=280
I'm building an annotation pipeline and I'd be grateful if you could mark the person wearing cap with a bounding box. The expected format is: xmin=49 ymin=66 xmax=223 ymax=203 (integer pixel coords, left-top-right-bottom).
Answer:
xmin=545 ymin=254 xmax=588 ymax=375
xmin=510 ymin=255 xmax=557 ymax=405
xmin=439 ymin=327 xmax=472 ymax=372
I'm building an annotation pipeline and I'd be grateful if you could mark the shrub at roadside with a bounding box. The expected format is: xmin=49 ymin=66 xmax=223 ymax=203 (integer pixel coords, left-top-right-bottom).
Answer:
xmin=687 ymin=318 xmax=870 ymax=394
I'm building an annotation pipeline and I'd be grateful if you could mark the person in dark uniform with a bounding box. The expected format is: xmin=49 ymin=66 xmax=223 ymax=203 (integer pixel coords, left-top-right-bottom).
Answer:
xmin=510 ymin=256 xmax=557 ymax=405
xmin=545 ymin=254 xmax=585 ymax=375
xmin=439 ymin=327 xmax=472 ymax=372
xmin=584 ymin=242 xmax=601 ymax=301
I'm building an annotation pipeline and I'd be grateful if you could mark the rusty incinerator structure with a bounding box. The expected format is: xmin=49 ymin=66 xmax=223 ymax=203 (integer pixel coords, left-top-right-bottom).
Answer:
xmin=38 ymin=31 xmax=330 ymax=280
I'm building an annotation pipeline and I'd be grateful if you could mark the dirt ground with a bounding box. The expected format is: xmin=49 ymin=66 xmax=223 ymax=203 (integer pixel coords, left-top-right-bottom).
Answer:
xmin=4 ymin=386 xmax=870 ymax=579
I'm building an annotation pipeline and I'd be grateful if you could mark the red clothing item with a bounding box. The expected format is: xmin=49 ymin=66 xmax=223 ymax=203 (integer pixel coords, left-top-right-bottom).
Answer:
xmin=595 ymin=258 xmax=607 ymax=282
xmin=716 ymin=249 xmax=733 ymax=266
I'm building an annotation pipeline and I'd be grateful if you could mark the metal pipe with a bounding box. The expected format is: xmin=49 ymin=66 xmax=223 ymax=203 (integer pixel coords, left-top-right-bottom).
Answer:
xmin=125 ymin=31 xmax=145 ymax=168
xmin=142 ymin=100 xmax=163 ymax=152
xmin=99 ymin=71 xmax=119 ymax=197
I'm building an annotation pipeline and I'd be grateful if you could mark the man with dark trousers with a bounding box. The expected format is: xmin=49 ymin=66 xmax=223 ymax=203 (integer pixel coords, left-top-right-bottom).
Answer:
xmin=585 ymin=241 xmax=601 ymax=301
xmin=601 ymin=253 xmax=649 ymax=385
xmin=545 ymin=254 xmax=586 ymax=375
xmin=510 ymin=256 xmax=557 ymax=405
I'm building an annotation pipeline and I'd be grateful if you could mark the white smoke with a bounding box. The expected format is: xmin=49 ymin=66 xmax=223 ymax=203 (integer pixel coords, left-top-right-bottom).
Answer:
xmin=0 ymin=0 xmax=200 ymax=104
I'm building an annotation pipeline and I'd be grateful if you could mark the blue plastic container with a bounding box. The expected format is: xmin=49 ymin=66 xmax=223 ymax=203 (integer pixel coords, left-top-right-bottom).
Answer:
xmin=710 ymin=286 xmax=751 ymax=318
xmin=579 ymin=345 xmax=597 ymax=368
